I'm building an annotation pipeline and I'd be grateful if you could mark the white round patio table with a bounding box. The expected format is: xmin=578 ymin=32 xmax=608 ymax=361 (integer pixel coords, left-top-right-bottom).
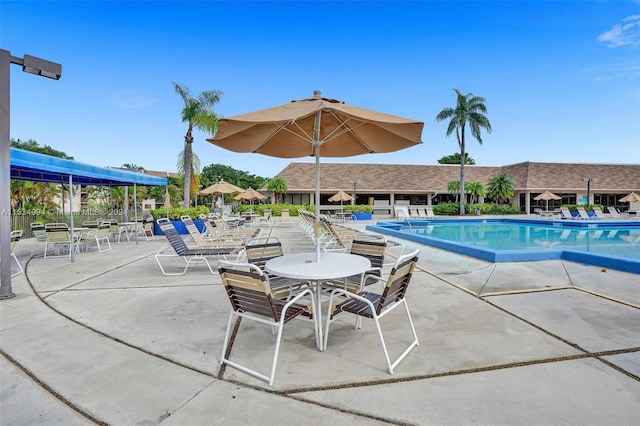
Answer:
xmin=265 ymin=252 xmax=371 ymax=351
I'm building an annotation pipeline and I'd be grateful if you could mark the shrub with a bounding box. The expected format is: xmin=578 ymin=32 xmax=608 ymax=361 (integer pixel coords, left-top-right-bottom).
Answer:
xmin=150 ymin=205 xmax=209 ymax=221
xmin=432 ymin=202 xmax=520 ymax=216
xmin=339 ymin=204 xmax=373 ymax=213
xmin=433 ymin=202 xmax=459 ymax=216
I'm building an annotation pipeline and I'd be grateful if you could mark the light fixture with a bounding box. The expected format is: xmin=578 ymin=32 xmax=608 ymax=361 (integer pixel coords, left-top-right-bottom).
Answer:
xmin=22 ymin=54 xmax=62 ymax=79
xmin=1 ymin=50 xmax=62 ymax=299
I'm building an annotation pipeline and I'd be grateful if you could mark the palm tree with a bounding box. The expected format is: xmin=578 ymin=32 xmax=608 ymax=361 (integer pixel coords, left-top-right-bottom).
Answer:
xmin=436 ymin=89 xmax=492 ymax=214
xmin=173 ymin=82 xmax=222 ymax=208
xmin=176 ymin=149 xmax=201 ymax=205
xmin=467 ymin=181 xmax=486 ymax=204
xmin=487 ymin=173 xmax=515 ymax=204
xmin=447 ymin=180 xmax=462 ymax=202
xmin=267 ymin=177 xmax=288 ymax=204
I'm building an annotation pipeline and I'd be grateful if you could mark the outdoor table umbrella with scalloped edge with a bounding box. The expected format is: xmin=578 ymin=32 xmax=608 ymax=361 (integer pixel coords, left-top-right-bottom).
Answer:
xmin=234 ymin=187 xmax=266 ymax=213
xmin=619 ymin=192 xmax=640 ymax=203
xmin=619 ymin=192 xmax=640 ymax=215
xmin=533 ymin=190 xmax=562 ymax=211
xmin=199 ymin=179 xmax=244 ymax=210
xmin=328 ymin=190 xmax=354 ymax=213
xmin=207 ymin=90 xmax=423 ymax=261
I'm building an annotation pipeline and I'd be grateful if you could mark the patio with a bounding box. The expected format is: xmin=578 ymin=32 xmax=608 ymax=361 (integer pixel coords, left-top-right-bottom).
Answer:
xmin=1 ymin=220 xmax=639 ymax=425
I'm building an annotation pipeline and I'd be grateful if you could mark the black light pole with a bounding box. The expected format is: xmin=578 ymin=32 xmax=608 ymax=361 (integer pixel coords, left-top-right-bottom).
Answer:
xmin=581 ymin=177 xmax=597 ymax=207
xmin=1 ymin=50 xmax=61 ymax=299
xmin=348 ymin=180 xmax=362 ymax=206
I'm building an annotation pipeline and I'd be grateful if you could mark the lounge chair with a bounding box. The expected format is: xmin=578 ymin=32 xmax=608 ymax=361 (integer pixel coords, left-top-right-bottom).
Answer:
xmin=210 ymin=217 xmax=261 ymax=239
xmin=181 ymin=215 xmax=242 ymax=248
xmin=576 ymin=206 xmax=594 ymax=220
xmin=323 ymin=249 xmax=421 ymax=372
xmin=319 ymin=215 xmax=357 ymax=252
xmin=154 ymin=218 xmax=245 ymax=276
xmin=424 ymin=206 xmax=435 ymax=218
xmin=560 ymin=207 xmax=575 ymax=220
xmin=608 ymin=206 xmax=629 ymax=219
xmin=394 ymin=206 xmax=412 ymax=220
xmin=218 ymin=261 xmax=316 ymax=386
xmin=592 ymin=206 xmax=607 ymax=220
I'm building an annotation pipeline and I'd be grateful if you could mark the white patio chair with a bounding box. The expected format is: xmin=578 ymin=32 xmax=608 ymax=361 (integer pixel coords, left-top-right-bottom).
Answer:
xmin=218 ymin=262 xmax=316 ymax=386
xmin=323 ymin=249 xmax=420 ymax=374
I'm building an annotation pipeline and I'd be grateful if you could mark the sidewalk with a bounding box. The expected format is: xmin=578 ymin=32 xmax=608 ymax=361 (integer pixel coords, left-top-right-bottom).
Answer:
xmin=1 ymin=220 xmax=639 ymax=425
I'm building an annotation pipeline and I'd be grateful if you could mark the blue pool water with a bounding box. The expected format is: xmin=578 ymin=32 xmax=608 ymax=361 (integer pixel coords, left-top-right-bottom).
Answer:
xmin=367 ymin=218 xmax=640 ymax=274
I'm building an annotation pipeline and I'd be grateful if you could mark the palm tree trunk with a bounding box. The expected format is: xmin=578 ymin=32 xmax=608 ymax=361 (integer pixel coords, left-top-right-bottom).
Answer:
xmin=183 ymin=127 xmax=194 ymax=208
xmin=458 ymin=131 xmax=466 ymax=215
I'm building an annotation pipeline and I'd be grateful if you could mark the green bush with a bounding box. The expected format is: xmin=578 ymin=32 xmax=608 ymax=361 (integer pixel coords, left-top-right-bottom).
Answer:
xmin=150 ymin=205 xmax=209 ymax=221
xmin=235 ymin=204 xmax=309 ymax=217
xmin=433 ymin=202 xmax=460 ymax=215
xmin=432 ymin=202 xmax=520 ymax=216
xmin=339 ymin=204 xmax=373 ymax=213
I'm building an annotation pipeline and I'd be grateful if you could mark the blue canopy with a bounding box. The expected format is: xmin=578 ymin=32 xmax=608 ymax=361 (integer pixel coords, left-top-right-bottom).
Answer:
xmin=10 ymin=148 xmax=167 ymax=186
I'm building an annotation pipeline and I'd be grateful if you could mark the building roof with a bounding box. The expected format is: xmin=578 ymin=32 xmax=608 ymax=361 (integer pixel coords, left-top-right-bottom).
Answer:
xmin=273 ymin=161 xmax=640 ymax=193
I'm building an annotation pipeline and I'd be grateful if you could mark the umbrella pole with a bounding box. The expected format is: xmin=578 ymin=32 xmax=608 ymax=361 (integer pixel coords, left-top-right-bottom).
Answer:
xmin=314 ymin=145 xmax=321 ymax=262
xmin=314 ymin=110 xmax=322 ymax=263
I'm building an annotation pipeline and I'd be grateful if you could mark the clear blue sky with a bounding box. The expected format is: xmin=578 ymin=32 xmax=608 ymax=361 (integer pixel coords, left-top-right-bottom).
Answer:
xmin=3 ymin=0 xmax=639 ymax=179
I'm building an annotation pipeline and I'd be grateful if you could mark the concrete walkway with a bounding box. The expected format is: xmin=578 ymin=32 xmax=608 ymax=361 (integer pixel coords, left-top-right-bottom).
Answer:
xmin=1 ymin=220 xmax=639 ymax=425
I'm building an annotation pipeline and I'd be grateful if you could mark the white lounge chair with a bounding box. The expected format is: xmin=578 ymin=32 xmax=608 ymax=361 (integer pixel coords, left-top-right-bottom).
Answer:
xmin=608 ymin=206 xmax=629 ymax=219
xmin=592 ymin=206 xmax=607 ymax=220
xmin=576 ymin=206 xmax=594 ymax=220
xmin=560 ymin=207 xmax=574 ymax=220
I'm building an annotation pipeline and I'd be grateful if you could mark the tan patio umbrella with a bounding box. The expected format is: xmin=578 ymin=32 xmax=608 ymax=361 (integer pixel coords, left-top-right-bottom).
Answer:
xmin=234 ymin=187 xmax=266 ymax=213
xmin=619 ymin=192 xmax=640 ymax=203
xmin=207 ymin=90 xmax=423 ymax=261
xmin=199 ymin=179 xmax=244 ymax=209
xmin=234 ymin=187 xmax=267 ymax=201
xmin=328 ymin=190 xmax=354 ymax=213
xmin=199 ymin=179 xmax=244 ymax=195
xmin=533 ymin=190 xmax=562 ymax=211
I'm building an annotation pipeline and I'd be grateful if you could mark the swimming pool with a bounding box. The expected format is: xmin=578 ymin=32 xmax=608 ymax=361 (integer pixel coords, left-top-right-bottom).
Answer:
xmin=366 ymin=218 xmax=640 ymax=274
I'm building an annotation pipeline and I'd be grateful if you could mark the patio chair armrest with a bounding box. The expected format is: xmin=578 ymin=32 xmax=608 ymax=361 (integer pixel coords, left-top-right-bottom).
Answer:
xmin=327 ymin=287 xmax=376 ymax=313
xmin=360 ymin=272 xmax=384 ymax=286
xmin=283 ymin=288 xmax=315 ymax=314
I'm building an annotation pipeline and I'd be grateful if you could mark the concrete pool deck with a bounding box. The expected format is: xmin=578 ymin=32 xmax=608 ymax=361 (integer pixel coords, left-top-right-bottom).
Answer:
xmin=1 ymin=219 xmax=639 ymax=425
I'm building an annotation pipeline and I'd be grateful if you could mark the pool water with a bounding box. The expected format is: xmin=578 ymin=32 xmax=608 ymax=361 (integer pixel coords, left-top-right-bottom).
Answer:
xmin=367 ymin=219 xmax=640 ymax=274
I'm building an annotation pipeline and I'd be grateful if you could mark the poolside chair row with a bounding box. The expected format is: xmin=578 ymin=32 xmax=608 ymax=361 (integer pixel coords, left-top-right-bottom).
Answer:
xmin=298 ymin=209 xmax=406 ymax=269
xmin=394 ymin=205 xmax=436 ymax=220
xmin=297 ymin=209 xmax=356 ymax=252
xmin=560 ymin=206 xmax=633 ymax=220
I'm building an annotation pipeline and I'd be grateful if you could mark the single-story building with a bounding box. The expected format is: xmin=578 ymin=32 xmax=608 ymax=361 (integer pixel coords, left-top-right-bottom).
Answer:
xmin=268 ymin=161 xmax=640 ymax=216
